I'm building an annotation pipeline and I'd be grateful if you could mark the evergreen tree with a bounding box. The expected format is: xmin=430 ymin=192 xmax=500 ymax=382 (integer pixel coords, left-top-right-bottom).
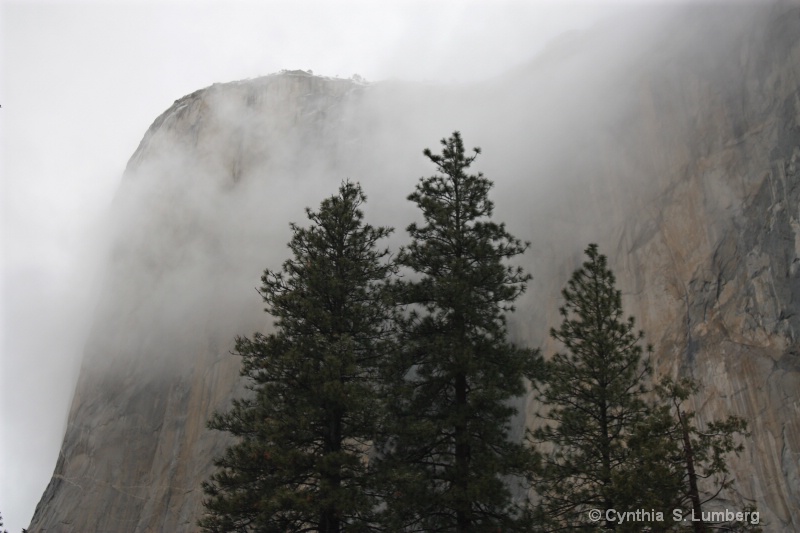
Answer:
xmin=531 ymin=244 xmax=675 ymax=531
xmin=200 ymin=181 xmax=394 ymax=533
xmin=378 ymin=132 xmax=540 ymax=532
xmin=653 ymin=378 xmax=756 ymax=532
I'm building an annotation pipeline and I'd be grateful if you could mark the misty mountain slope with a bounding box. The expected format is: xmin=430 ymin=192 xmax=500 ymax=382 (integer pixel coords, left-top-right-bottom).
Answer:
xmin=29 ymin=3 xmax=800 ymax=531
xmin=29 ymin=72 xmax=373 ymax=533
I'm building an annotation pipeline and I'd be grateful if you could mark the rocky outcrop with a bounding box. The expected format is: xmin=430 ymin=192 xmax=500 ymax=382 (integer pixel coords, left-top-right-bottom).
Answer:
xmin=28 ymin=72 xmax=370 ymax=533
xmin=611 ymin=9 xmax=800 ymax=526
xmin=29 ymin=3 xmax=800 ymax=531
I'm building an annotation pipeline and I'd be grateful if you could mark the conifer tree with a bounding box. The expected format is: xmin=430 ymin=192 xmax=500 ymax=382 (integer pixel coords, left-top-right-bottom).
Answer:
xmin=200 ymin=181 xmax=394 ymax=533
xmin=531 ymin=244 xmax=675 ymax=531
xmin=652 ymin=378 xmax=756 ymax=532
xmin=378 ymin=131 xmax=540 ymax=532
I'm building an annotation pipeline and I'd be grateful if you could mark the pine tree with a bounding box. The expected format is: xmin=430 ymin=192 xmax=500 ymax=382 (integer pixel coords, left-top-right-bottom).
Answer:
xmin=378 ymin=131 xmax=540 ymax=532
xmin=199 ymin=181 xmax=394 ymax=533
xmin=653 ymin=377 xmax=756 ymax=532
xmin=531 ymin=243 xmax=675 ymax=531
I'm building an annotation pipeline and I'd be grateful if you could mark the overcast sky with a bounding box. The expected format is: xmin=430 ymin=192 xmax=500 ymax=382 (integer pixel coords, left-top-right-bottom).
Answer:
xmin=0 ymin=0 xmax=670 ymax=529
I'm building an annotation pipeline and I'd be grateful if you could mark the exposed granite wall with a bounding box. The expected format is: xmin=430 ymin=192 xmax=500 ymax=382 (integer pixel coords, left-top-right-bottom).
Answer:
xmin=29 ymin=4 xmax=799 ymax=531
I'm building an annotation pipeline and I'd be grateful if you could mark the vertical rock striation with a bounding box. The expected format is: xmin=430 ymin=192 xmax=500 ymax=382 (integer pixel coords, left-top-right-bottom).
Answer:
xmin=29 ymin=4 xmax=800 ymax=531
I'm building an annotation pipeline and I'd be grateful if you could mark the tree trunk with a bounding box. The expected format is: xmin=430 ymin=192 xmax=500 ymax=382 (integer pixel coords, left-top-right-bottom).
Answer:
xmin=455 ymin=371 xmax=471 ymax=533
xmin=678 ymin=408 xmax=705 ymax=533
xmin=319 ymin=413 xmax=342 ymax=533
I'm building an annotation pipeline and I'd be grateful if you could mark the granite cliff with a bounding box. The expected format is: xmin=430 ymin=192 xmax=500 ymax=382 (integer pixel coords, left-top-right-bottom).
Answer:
xmin=30 ymin=3 xmax=799 ymax=531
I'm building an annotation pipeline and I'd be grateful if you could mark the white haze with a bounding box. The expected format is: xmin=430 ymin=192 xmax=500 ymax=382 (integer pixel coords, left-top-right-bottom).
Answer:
xmin=0 ymin=0 xmax=726 ymax=530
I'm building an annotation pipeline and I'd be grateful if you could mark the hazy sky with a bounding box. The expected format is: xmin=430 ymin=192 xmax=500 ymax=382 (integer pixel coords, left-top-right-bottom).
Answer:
xmin=0 ymin=0 xmax=665 ymax=529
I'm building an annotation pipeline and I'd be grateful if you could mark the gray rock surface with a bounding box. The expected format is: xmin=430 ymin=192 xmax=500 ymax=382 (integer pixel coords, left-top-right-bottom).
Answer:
xmin=29 ymin=3 xmax=800 ymax=531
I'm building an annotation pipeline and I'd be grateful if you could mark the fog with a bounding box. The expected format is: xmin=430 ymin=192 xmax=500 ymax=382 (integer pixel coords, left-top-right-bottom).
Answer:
xmin=0 ymin=1 xmax=767 ymax=530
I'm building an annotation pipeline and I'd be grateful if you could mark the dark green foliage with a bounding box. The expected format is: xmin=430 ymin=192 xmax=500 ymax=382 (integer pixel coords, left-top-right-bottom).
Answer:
xmin=531 ymin=244 xmax=673 ymax=531
xmin=532 ymin=245 xmax=756 ymax=532
xmin=654 ymin=378 xmax=758 ymax=532
xmin=611 ymin=401 xmax=686 ymax=526
xmin=200 ymin=182 xmax=394 ymax=533
xmin=378 ymin=131 xmax=540 ymax=532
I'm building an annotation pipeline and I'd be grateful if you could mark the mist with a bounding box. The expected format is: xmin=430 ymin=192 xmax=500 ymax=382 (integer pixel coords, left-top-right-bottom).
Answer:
xmin=1 ymin=1 xmax=785 ymax=531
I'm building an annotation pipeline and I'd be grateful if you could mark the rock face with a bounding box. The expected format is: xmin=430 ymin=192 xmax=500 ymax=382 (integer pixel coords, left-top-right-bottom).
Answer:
xmin=29 ymin=4 xmax=800 ymax=531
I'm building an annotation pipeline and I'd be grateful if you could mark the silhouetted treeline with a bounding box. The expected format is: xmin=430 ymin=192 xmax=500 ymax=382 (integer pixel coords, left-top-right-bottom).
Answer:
xmin=199 ymin=132 xmax=756 ymax=533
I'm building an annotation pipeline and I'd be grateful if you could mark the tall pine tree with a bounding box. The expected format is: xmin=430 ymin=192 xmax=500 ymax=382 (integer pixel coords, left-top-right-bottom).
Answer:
xmin=200 ymin=181 xmax=394 ymax=533
xmin=378 ymin=131 xmax=540 ymax=532
xmin=531 ymin=244 xmax=673 ymax=531
xmin=652 ymin=378 xmax=755 ymax=532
